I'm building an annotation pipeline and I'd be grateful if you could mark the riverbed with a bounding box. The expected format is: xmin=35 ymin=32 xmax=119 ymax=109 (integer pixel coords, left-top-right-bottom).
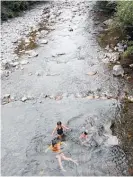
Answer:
xmin=1 ymin=1 xmax=129 ymax=176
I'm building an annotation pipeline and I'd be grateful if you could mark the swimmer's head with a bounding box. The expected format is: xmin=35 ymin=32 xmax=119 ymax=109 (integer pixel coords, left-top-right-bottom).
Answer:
xmin=51 ymin=138 xmax=60 ymax=147
xmin=84 ymin=130 xmax=88 ymax=135
xmin=57 ymin=121 xmax=62 ymax=126
xmin=52 ymin=138 xmax=57 ymax=147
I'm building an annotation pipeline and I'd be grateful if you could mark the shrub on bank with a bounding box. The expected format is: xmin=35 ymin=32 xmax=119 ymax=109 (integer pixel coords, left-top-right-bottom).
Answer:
xmin=115 ymin=1 xmax=133 ymax=28
xmin=95 ymin=1 xmax=133 ymax=58
xmin=115 ymin=1 xmax=133 ymax=58
xmin=94 ymin=1 xmax=117 ymax=14
xmin=1 ymin=1 xmax=40 ymax=21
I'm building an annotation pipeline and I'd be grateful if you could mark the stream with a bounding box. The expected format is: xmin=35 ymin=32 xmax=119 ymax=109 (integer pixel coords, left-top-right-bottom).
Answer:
xmin=1 ymin=1 xmax=129 ymax=176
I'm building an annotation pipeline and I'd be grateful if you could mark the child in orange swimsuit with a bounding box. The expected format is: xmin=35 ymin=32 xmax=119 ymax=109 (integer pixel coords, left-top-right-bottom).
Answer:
xmin=45 ymin=138 xmax=78 ymax=172
xmin=52 ymin=121 xmax=70 ymax=139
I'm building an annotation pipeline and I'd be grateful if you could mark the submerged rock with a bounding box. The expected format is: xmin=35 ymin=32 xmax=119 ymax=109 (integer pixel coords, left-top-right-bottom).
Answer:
xmin=1 ymin=61 xmax=12 ymax=70
xmin=3 ymin=94 xmax=10 ymax=98
xmin=39 ymin=39 xmax=48 ymax=44
xmin=11 ymin=62 xmax=19 ymax=67
xmin=35 ymin=71 xmax=41 ymax=76
xmin=20 ymin=60 xmax=29 ymax=65
xmin=21 ymin=96 xmax=28 ymax=102
xmin=1 ymin=70 xmax=10 ymax=77
xmin=113 ymin=65 xmax=124 ymax=76
xmin=68 ymin=27 xmax=73 ymax=31
xmin=87 ymin=71 xmax=97 ymax=76
xmin=25 ymin=50 xmax=38 ymax=58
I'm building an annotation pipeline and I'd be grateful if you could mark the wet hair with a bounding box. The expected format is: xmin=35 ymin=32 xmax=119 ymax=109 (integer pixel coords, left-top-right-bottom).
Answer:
xmin=84 ymin=131 xmax=88 ymax=135
xmin=52 ymin=138 xmax=57 ymax=147
xmin=51 ymin=137 xmax=60 ymax=147
xmin=57 ymin=121 xmax=62 ymax=126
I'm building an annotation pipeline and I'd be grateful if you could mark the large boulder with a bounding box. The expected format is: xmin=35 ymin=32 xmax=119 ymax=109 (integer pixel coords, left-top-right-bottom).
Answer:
xmin=113 ymin=65 xmax=124 ymax=76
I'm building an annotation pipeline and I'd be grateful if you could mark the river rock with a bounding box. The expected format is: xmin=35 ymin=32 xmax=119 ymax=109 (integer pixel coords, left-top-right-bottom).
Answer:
xmin=72 ymin=7 xmax=78 ymax=12
xmin=35 ymin=71 xmax=41 ymax=76
xmin=40 ymin=30 xmax=49 ymax=36
xmin=39 ymin=39 xmax=48 ymax=44
xmin=116 ymin=42 xmax=125 ymax=52
xmin=129 ymin=64 xmax=133 ymax=68
xmin=1 ymin=70 xmax=10 ymax=77
xmin=20 ymin=60 xmax=29 ymax=65
xmin=68 ymin=27 xmax=73 ymax=31
xmin=1 ymin=61 xmax=12 ymax=70
xmin=111 ymin=52 xmax=120 ymax=62
xmin=105 ymin=135 xmax=119 ymax=146
xmin=128 ymin=96 xmax=133 ymax=102
xmin=105 ymin=45 xmax=110 ymax=51
xmin=21 ymin=96 xmax=28 ymax=102
xmin=103 ymin=19 xmax=113 ymax=26
xmin=11 ymin=62 xmax=19 ymax=67
xmin=113 ymin=65 xmax=124 ymax=76
xmin=87 ymin=71 xmax=97 ymax=76
xmin=12 ymin=39 xmax=18 ymax=43
xmin=3 ymin=94 xmax=10 ymax=98
xmin=25 ymin=50 xmax=38 ymax=58
xmin=57 ymin=52 xmax=65 ymax=56
xmin=104 ymin=52 xmax=120 ymax=63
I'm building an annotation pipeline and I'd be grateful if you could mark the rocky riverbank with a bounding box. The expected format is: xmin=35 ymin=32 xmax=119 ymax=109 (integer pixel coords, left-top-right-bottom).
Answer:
xmin=94 ymin=10 xmax=133 ymax=175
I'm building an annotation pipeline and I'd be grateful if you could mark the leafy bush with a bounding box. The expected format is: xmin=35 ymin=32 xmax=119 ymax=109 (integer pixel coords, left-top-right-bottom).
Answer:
xmin=123 ymin=46 xmax=133 ymax=58
xmin=1 ymin=1 xmax=40 ymax=21
xmin=94 ymin=1 xmax=117 ymax=14
xmin=115 ymin=1 xmax=133 ymax=27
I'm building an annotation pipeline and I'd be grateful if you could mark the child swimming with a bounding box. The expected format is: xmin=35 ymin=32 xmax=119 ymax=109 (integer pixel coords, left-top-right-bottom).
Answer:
xmin=79 ymin=130 xmax=88 ymax=144
xmin=45 ymin=138 xmax=78 ymax=172
xmin=52 ymin=121 xmax=70 ymax=139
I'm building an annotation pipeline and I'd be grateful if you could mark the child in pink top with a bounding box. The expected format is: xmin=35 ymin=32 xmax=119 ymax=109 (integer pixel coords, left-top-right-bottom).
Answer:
xmin=79 ymin=130 xmax=88 ymax=144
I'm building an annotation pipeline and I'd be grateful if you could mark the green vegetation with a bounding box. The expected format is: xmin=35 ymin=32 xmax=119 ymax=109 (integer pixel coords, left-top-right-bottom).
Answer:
xmin=115 ymin=1 xmax=133 ymax=58
xmin=115 ymin=1 xmax=133 ymax=28
xmin=1 ymin=1 xmax=40 ymax=21
xmin=96 ymin=1 xmax=133 ymax=59
xmin=94 ymin=1 xmax=117 ymax=14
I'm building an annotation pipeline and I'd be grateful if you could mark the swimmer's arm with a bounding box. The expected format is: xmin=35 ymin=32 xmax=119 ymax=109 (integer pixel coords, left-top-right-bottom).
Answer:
xmin=45 ymin=146 xmax=51 ymax=153
xmin=62 ymin=124 xmax=69 ymax=130
xmin=79 ymin=134 xmax=83 ymax=139
xmin=52 ymin=126 xmax=57 ymax=136
xmin=61 ymin=142 xmax=67 ymax=146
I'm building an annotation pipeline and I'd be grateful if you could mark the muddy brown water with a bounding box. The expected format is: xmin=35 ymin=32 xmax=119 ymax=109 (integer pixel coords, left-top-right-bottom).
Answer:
xmin=1 ymin=1 xmax=129 ymax=176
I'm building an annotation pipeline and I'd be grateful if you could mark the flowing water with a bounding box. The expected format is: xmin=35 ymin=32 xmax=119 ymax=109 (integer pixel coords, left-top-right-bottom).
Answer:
xmin=1 ymin=1 xmax=129 ymax=176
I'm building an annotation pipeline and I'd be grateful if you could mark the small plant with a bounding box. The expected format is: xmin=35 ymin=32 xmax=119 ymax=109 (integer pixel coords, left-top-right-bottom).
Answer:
xmin=123 ymin=45 xmax=133 ymax=58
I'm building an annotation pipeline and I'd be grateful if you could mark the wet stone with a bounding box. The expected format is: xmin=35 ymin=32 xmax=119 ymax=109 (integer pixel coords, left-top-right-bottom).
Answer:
xmin=21 ymin=96 xmax=28 ymax=102
xmin=11 ymin=62 xmax=19 ymax=67
xmin=25 ymin=50 xmax=38 ymax=58
xmin=35 ymin=72 xmax=41 ymax=76
xmin=39 ymin=39 xmax=48 ymax=44
xmin=113 ymin=65 xmax=124 ymax=77
xmin=1 ymin=94 xmax=11 ymax=105
xmin=129 ymin=64 xmax=133 ymax=68
xmin=68 ymin=27 xmax=73 ymax=32
xmin=20 ymin=60 xmax=29 ymax=65
xmin=1 ymin=70 xmax=10 ymax=77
